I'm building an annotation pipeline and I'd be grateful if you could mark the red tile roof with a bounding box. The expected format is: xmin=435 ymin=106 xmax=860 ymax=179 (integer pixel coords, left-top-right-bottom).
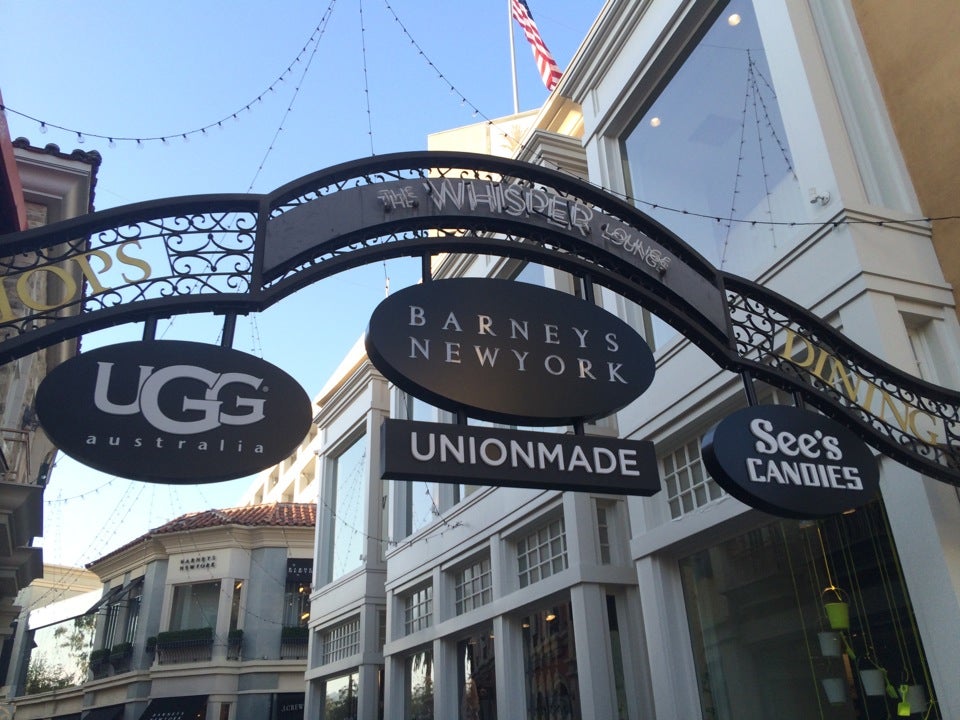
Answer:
xmin=88 ymin=502 xmax=316 ymax=568
xmin=151 ymin=502 xmax=317 ymax=534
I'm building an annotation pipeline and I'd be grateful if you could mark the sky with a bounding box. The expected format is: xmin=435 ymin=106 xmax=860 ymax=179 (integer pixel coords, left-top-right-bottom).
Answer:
xmin=0 ymin=0 xmax=607 ymax=569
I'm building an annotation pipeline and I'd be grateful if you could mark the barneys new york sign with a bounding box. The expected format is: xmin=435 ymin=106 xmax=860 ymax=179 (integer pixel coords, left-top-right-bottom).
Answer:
xmin=367 ymin=278 xmax=661 ymax=496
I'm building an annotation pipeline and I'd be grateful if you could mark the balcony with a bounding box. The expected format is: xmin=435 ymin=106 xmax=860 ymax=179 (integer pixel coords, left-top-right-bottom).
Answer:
xmin=280 ymin=626 xmax=308 ymax=660
xmin=155 ymin=627 xmax=213 ymax=665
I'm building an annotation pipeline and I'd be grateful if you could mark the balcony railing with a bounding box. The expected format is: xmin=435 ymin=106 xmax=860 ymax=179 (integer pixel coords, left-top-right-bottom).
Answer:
xmin=155 ymin=627 xmax=213 ymax=665
xmin=280 ymin=626 xmax=308 ymax=660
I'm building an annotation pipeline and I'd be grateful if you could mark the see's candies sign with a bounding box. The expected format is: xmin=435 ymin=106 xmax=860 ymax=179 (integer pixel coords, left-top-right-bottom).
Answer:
xmin=701 ymin=405 xmax=880 ymax=518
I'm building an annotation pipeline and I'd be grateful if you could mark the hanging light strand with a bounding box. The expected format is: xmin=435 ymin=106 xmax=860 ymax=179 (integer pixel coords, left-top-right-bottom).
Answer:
xmin=246 ymin=0 xmax=337 ymax=191
xmin=0 ymin=4 xmax=335 ymax=148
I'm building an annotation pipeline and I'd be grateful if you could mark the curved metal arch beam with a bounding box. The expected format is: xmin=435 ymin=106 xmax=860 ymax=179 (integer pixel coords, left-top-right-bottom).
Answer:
xmin=0 ymin=150 xmax=957 ymax=484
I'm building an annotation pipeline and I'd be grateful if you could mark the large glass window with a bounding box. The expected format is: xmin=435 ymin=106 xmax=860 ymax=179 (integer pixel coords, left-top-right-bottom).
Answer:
xmin=331 ymin=435 xmax=367 ymax=581
xmin=169 ymin=581 xmax=221 ymax=631
xmin=24 ymin=614 xmax=95 ymax=693
xmin=679 ymin=502 xmax=939 ymax=719
xmin=325 ymin=670 xmax=359 ymax=720
xmin=520 ymin=601 xmax=581 ymax=719
xmin=459 ymin=629 xmax=496 ymax=720
xmin=622 ymin=1 xmax=806 ymax=348
xmin=405 ymin=648 xmax=434 ymax=720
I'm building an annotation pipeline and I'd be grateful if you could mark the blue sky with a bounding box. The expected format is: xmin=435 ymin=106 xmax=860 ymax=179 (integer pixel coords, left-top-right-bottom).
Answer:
xmin=0 ymin=0 xmax=606 ymax=568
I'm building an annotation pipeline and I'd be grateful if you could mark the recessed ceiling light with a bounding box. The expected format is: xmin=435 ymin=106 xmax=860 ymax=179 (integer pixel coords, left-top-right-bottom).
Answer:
xmin=650 ymin=117 xmax=661 ymax=128
xmin=728 ymin=13 xmax=742 ymax=26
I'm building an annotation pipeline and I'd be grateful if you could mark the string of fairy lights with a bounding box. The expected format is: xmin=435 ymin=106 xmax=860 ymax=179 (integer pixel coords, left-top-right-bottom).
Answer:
xmin=1 ymin=1 xmax=957 ymax=229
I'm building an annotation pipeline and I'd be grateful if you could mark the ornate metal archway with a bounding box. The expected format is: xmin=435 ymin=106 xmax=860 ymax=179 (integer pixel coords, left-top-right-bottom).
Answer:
xmin=1 ymin=151 xmax=957 ymax=484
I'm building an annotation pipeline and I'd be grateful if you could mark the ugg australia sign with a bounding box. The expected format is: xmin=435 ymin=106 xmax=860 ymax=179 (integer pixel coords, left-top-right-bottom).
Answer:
xmin=36 ymin=340 xmax=313 ymax=484
xmin=365 ymin=278 xmax=656 ymax=425
xmin=701 ymin=405 xmax=880 ymax=518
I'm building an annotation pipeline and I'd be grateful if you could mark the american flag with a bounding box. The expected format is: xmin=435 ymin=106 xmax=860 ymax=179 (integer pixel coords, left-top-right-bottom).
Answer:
xmin=511 ymin=0 xmax=562 ymax=91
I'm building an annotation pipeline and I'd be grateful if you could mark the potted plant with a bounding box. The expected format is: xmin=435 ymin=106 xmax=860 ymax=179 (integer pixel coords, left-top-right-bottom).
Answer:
xmin=89 ymin=648 xmax=110 ymax=678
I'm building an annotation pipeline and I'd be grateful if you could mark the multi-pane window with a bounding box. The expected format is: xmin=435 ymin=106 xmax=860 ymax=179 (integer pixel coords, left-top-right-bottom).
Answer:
xmin=322 ymin=617 xmax=361 ymax=664
xmin=455 ymin=557 xmax=492 ymax=615
xmin=661 ymin=437 xmax=724 ymax=519
xmin=169 ymin=581 xmax=221 ymax=631
xmin=517 ymin=518 xmax=568 ymax=588
xmin=403 ymin=585 xmax=433 ymax=635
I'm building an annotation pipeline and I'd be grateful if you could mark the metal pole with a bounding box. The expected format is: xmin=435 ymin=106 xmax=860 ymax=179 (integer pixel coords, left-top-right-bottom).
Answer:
xmin=509 ymin=0 xmax=519 ymax=114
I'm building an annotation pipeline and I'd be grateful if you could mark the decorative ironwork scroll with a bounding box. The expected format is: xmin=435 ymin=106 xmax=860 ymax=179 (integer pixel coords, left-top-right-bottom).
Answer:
xmin=0 ymin=151 xmax=957 ymax=485
xmin=725 ymin=274 xmax=960 ymax=483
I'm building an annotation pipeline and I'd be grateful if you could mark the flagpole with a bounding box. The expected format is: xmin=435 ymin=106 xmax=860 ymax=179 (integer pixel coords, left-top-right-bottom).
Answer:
xmin=509 ymin=0 xmax=519 ymax=114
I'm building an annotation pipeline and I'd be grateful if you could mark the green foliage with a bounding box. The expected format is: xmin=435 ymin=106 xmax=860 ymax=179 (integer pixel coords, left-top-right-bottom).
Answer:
xmin=24 ymin=653 xmax=74 ymax=694
xmin=281 ymin=625 xmax=309 ymax=642
xmin=110 ymin=641 xmax=133 ymax=656
xmin=156 ymin=626 xmax=214 ymax=646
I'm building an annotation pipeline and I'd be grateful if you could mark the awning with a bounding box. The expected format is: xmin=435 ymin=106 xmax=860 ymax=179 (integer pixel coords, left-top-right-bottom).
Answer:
xmin=27 ymin=588 xmax=101 ymax=631
xmin=85 ymin=583 xmax=126 ymax=615
xmin=81 ymin=705 xmax=124 ymax=720
xmin=137 ymin=695 xmax=208 ymax=720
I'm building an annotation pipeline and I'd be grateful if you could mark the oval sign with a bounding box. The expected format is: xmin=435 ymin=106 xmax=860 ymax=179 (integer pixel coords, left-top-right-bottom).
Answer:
xmin=365 ymin=278 xmax=656 ymax=424
xmin=36 ymin=341 xmax=313 ymax=484
xmin=701 ymin=405 xmax=880 ymax=518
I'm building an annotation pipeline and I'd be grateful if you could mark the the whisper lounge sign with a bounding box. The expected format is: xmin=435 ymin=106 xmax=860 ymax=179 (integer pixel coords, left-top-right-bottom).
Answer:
xmin=701 ymin=405 xmax=880 ymax=518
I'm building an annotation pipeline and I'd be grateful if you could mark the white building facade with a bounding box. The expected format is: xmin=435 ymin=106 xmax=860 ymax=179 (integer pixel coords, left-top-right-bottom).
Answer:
xmin=251 ymin=1 xmax=960 ymax=718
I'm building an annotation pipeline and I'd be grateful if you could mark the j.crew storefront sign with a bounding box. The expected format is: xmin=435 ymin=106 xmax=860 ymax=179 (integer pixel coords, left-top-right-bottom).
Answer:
xmin=36 ymin=340 xmax=313 ymax=484
xmin=701 ymin=405 xmax=880 ymax=518
xmin=367 ymin=278 xmax=661 ymax=495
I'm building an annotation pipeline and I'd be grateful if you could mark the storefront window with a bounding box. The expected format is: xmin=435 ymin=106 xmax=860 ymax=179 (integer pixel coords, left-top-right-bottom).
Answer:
xmin=325 ymin=671 xmax=359 ymax=720
xmin=679 ymin=502 xmax=939 ymax=719
xmin=459 ymin=628 xmax=496 ymax=719
xmin=405 ymin=647 xmax=434 ymax=719
xmin=520 ymin=601 xmax=581 ymax=720
xmin=621 ymin=0 xmax=806 ymax=348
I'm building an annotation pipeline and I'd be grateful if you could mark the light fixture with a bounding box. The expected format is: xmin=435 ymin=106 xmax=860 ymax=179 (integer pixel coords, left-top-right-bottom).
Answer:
xmin=649 ymin=117 xmax=661 ymax=128
xmin=521 ymin=621 xmax=531 ymax=629
xmin=300 ymin=611 xmax=310 ymax=621
xmin=728 ymin=13 xmax=742 ymax=26
xmin=545 ymin=610 xmax=557 ymax=622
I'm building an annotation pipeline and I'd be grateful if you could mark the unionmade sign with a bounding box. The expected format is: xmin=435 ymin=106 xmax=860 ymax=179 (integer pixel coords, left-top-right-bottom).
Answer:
xmin=367 ymin=278 xmax=661 ymax=496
